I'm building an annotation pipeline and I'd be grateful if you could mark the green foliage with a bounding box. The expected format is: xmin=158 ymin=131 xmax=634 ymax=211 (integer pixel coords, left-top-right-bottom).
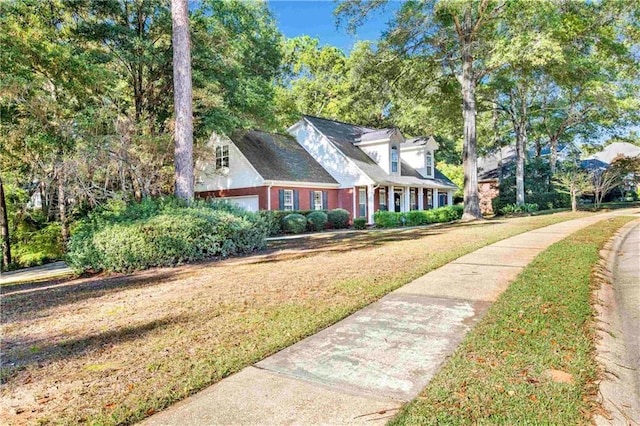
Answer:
xmin=499 ymin=203 xmax=539 ymax=215
xmin=306 ymin=211 xmax=328 ymax=232
xmin=374 ymin=205 xmax=463 ymax=228
xmin=327 ymin=208 xmax=350 ymax=229
xmin=352 ymin=218 xmax=367 ymax=230
xmin=12 ymin=222 xmax=64 ymax=269
xmin=493 ymin=192 xmax=569 ymax=214
xmin=281 ymin=213 xmax=307 ymax=234
xmin=66 ymin=197 xmax=267 ymax=273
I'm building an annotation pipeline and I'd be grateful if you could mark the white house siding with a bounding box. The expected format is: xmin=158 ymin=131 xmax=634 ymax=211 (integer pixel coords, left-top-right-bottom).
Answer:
xmin=360 ymin=141 xmax=391 ymax=174
xmin=195 ymin=135 xmax=264 ymax=192
xmin=289 ymin=122 xmax=373 ymax=188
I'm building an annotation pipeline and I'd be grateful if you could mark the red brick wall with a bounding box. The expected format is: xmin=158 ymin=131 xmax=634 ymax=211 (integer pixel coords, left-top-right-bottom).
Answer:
xmin=337 ymin=188 xmax=354 ymax=220
xmin=196 ymin=185 xmax=342 ymax=212
xmin=479 ymin=180 xmax=499 ymax=215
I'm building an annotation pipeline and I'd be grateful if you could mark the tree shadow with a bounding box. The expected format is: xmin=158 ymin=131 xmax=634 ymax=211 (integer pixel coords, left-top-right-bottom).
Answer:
xmin=1 ymin=270 xmax=184 ymax=324
xmin=1 ymin=313 xmax=191 ymax=384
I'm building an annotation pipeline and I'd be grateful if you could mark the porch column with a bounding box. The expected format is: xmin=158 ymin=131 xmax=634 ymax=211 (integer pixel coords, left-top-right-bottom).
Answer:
xmin=433 ymin=189 xmax=439 ymax=209
xmin=388 ymin=186 xmax=394 ymax=211
xmin=418 ymin=187 xmax=424 ymax=211
xmin=404 ymin=186 xmax=410 ymax=213
xmin=367 ymin=184 xmax=375 ymax=225
xmin=447 ymin=190 xmax=454 ymax=206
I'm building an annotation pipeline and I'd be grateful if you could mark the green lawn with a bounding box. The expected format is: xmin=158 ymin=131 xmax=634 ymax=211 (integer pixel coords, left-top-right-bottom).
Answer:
xmin=390 ymin=215 xmax=636 ymax=425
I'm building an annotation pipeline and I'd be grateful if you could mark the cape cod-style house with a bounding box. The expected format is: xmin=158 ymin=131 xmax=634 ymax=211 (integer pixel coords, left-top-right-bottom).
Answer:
xmin=195 ymin=116 xmax=457 ymax=224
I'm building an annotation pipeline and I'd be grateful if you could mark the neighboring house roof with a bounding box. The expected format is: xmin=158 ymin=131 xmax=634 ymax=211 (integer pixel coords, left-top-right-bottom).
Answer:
xmin=302 ymin=115 xmax=457 ymax=189
xmin=581 ymin=158 xmax=609 ymax=171
xmin=586 ymin=142 xmax=640 ymax=164
xmin=477 ymin=146 xmax=516 ymax=181
xmin=537 ymin=143 xmax=581 ymax=157
xmin=230 ymin=129 xmax=338 ymax=185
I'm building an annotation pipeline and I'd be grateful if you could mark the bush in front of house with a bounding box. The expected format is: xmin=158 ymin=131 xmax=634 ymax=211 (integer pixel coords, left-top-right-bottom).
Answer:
xmin=66 ymin=197 xmax=268 ymax=273
xmin=353 ymin=218 xmax=367 ymax=230
xmin=327 ymin=208 xmax=350 ymax=229
xmin=499 ymin=203 xmax=539 ymax=215
xmin=492 ymin=191 xmax=569 ymax=214
xmin=306 ymin=211 xmax=328 ymax=232
xmin=373 ymin=205 xmax=463 ymax=228
xmin=282 ymin=213 xmax=307 ymax=234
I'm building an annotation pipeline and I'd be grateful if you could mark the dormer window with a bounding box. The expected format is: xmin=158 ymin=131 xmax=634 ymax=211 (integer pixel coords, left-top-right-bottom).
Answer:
xmin=215 ymin=145 xmax=229 ymax=170
xmin=426 ymin=151 xmax=434 ymax=177
xmin=391 ymin=146 xmax=399 ymax=173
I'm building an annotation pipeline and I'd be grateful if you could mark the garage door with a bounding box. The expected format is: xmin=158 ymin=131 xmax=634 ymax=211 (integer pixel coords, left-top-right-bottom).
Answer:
xmin=218 ymin=195 xmax=259 ymax=212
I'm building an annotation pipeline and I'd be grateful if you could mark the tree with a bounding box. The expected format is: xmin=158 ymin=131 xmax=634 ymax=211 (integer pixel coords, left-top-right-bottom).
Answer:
xmin=0 ymin=175 xmax=10 ymax=271
xmin=591 ymin=167 xmax=622 ymax=209
xmin=337 ymin=0 xmax=513 ymax=220
xmin=171 ymin=0 xmax=193 ymax=200
xmin=553 ymin=168 xmax=592 ymax=212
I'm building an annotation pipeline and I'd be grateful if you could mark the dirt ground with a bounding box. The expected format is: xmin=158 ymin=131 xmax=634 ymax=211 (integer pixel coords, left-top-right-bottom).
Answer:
xmin=0 ymin=213 xmax=589 ymax=425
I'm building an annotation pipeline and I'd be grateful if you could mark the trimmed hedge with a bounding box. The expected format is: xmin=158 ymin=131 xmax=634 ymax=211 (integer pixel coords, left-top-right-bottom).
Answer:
xmin=307 ymin=211 xmax=328 ymax=232
xmin=353 ymin=218 xmax=367 ymax=230
xmin=492 ymin=191 xmax=569 ymax=214
xmin=373 ymin=205 xmax=463 ymax=228
xmin=328 ymin=208 xmax=350 ymax=229
xmin=67 ymin=197 xmax=268 ymax=273
xmin=282 ymin=213 xmax=307 ymax=234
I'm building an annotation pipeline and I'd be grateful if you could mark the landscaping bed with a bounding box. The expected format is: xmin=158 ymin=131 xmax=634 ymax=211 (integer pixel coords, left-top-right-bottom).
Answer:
xmin=1 ymin=212 xmax=596 ymax=425
xmin=389 ymin=215 xmax=636 ymax=425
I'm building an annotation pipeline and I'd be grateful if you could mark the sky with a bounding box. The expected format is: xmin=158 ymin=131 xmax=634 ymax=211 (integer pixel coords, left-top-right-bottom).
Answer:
xmin=267 ymin=0 xmax=401 ymax=52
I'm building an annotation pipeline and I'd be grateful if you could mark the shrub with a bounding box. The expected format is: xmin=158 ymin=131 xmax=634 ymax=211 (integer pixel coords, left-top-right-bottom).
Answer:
xmin=306 ymin=211 xmax=328 ymax=232
xmin=493 ymin=192 xmax=569 ymax=214
xmin=12 ymin=223 xmax=65 ymax=268
xmin=373 ymin=205 xmax=463 ymax=228
xmin=254 ymin=210 xmax=282 ymax=236
xmin=281 ymin=213 xmax=307 ymax=234
xmin=66 ymin=197 xmax=267 ymax=273
xmin=353 ymin=218 xmax=367 ymax=230
xmin=327 ymin=208 xmax=350 ymax=229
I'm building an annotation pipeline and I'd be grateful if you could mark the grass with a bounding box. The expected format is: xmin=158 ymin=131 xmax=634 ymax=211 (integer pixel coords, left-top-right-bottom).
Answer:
xmin=0 ymin=211 xmax=617 ymax=425
xmin=389 ymin=215 xmax=636 ymax=425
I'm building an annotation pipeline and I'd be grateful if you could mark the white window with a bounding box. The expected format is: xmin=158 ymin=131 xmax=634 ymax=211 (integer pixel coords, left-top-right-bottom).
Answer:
xmin=358 ymin=188 xmax=366 ymax=217
xmin=379 ymin=187 xmax=387 ymax=210
xmin=426 ymin=151 xmax=434 ymax=177
xmin=215 ymin=145 xmax=229 ymax=170
xmin=283 ymin=189 xmax=294 ymax=211
xmin=391 ymin=146 xmax=399 ymax=173
xmin=313 ymin=191 xmax=323 ymax=210
xmin=410 ymin=188 xmax=417 ymax=210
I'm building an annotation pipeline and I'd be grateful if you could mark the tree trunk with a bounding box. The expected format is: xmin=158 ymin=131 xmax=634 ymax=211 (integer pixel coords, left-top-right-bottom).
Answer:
xmin=58 ymin=172 xmax=69 ymax=245
xmin=0 ymin=175 xmax=11 ymax=271
xmin=571 ymin=188 xmax=578 ymax=212
xmin=460 ymin=10 xmax=482 ymax=220
xmin=549 ymin=135 xmax=559 ymax=174
xmin=515 ymin=120 xmax=526 ymax=206
xmin=172 ymin=0 xmax=194 ymax=201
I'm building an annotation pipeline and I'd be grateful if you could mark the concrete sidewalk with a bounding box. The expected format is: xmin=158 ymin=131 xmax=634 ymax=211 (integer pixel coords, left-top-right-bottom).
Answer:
xmin=143 ymin=210 xmax=639 ymax=426
xmin=0 ymin=261 xmax=73 ymax=286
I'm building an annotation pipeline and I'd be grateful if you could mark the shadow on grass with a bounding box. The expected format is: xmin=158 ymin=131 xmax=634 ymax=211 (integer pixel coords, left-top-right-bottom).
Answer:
xmin=1 ymin=270 xmax=184 ymax=324
xmin=1 ymin=313 xmax=191 ymax=384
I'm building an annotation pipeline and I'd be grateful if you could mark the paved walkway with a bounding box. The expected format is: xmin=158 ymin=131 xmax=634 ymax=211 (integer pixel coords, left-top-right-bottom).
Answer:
xmin=142 ymin=210 xmax=639 ymax=425
xmin=0 ymin=261 xmax=73 ymax=286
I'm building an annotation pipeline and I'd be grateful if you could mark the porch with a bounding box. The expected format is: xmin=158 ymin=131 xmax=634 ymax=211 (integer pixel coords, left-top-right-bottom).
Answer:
xmin=355 ymin=185 xmax=455 ymax=224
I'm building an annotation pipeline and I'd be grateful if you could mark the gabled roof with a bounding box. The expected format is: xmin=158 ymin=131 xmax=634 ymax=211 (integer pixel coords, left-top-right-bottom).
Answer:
xmin=302 ymin=115 xmax=456 ymax=189
xmin=230 ymin=130 xmax=338 ymax=185
xmin=581 ymin=158 xmax=609 ymax=171
xmin=586 ymin=142 xmax=640 ymax=164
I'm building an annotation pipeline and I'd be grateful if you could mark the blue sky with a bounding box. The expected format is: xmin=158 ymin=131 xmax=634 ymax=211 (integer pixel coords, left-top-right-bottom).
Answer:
xmin=267 ymin=0 xmax=400 ymax=52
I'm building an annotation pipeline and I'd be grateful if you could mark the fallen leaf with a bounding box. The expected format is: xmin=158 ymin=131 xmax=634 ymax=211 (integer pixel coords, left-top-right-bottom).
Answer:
xmin=543 ymin=369 xmax=574 ymax=384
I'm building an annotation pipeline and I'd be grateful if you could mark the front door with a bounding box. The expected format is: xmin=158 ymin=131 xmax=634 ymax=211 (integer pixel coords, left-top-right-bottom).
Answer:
xmin=394 ymin=193 xmax=401 ymax=212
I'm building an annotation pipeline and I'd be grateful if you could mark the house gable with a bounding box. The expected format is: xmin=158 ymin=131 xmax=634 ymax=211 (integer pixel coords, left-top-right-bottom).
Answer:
xmin=195 ymin=133 xmax=265 ymax=192
xmin=288 ymin=119 xmax=374 ymax=188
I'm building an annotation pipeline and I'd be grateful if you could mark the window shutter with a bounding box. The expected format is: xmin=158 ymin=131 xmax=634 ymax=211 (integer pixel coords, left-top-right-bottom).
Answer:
xmin=322 ymin=191 xmax=328 ymax=210
xmin=293 ymin=190 xmax=299 ymax=210
xmin=278 ymin=189 xmax=284 ymax=210
xmin=310 ymin=191 xmax=314 ymax=210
